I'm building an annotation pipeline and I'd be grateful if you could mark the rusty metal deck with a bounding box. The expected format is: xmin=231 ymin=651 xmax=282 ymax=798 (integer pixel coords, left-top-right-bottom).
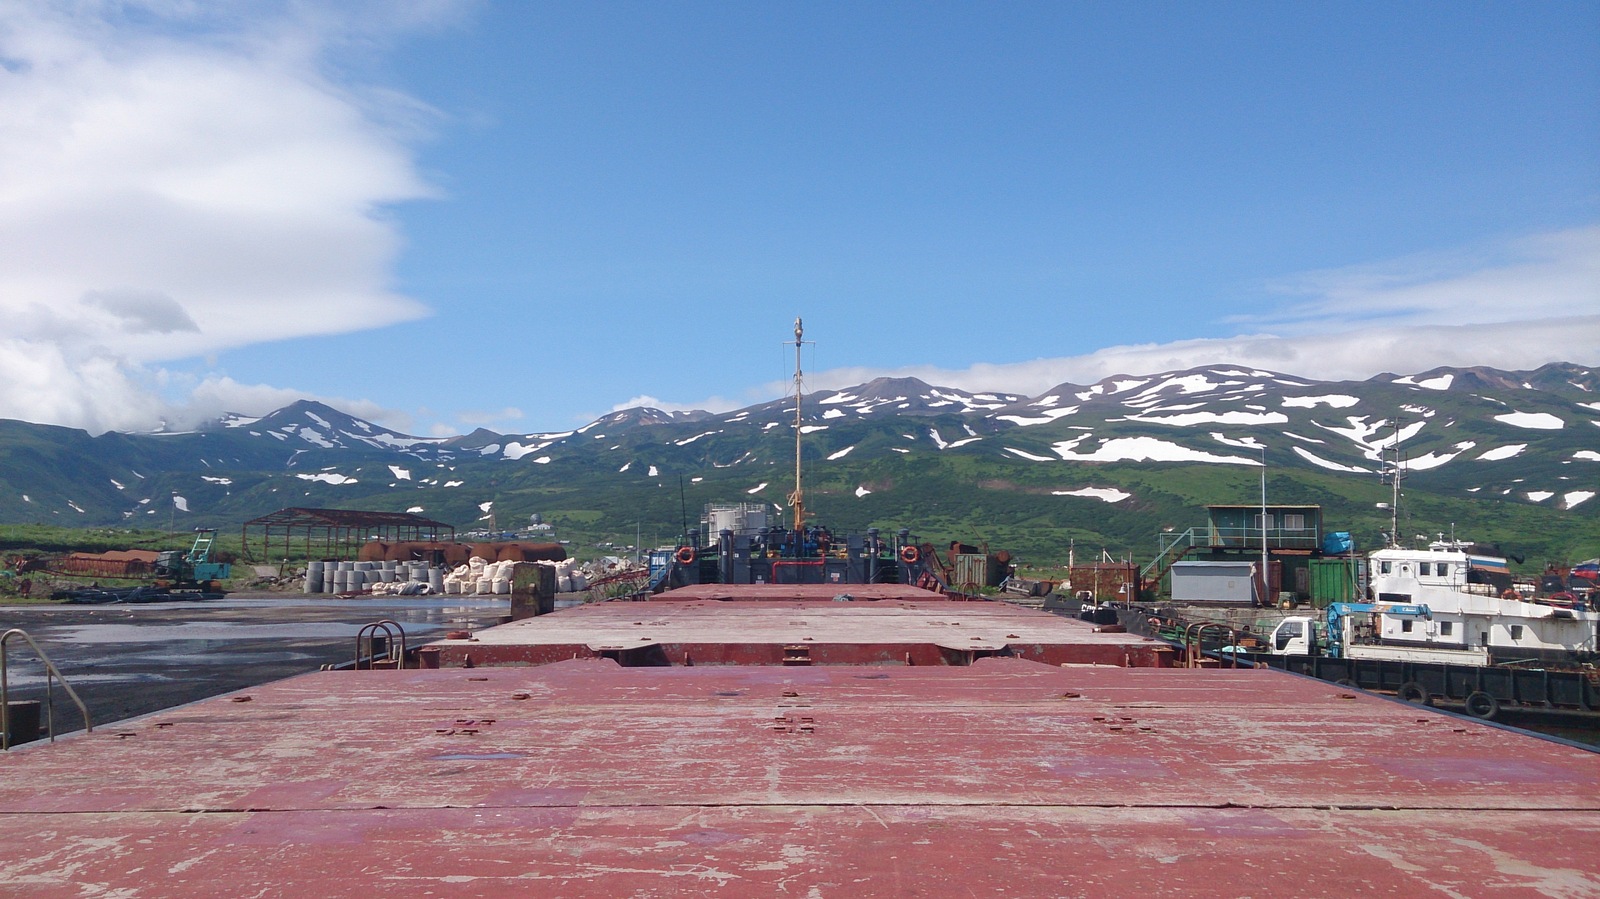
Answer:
xmin=427 ymin=586 xmax=1172 ymax=667
xmin=3 ymin=657 xmax=1600 ymax=895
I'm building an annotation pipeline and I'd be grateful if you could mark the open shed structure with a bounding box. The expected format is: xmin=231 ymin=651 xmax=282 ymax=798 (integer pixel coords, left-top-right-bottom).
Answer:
xmin=241 ymin=507 xmax=455 ymax=563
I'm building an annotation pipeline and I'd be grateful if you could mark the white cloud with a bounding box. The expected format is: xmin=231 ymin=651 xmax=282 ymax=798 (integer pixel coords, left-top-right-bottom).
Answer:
xmin=606 ymin=394 xmax=742 ymax=416
xmin=1252 ymin=226 xmax=1600 ymax=331
xmin=657 ymin=227 xmax=1600 ymax=407
xmin=0 ymin=3 xmax=448 ymax=433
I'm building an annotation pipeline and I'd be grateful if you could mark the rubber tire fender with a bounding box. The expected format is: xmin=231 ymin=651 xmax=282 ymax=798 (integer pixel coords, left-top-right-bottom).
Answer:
xmin=1464 ymin=691 xmax=1500 ymax=720
xmin=1397 ymin=681 xmax=1432 ymax=705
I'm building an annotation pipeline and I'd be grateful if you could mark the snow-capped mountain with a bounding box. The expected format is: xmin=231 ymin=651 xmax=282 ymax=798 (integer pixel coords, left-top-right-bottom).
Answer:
xmin=0 ymin=364 xmax=1594 ymax=559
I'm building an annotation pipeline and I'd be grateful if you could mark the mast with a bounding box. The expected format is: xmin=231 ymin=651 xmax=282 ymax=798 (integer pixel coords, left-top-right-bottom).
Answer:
xmin=1380 ymin=418 xmax=1405 ymax=548
xmin=788 ymin=317 xmax=806 ymax=531
xmin=1260 ymin=445 xmax=1269 ymax=605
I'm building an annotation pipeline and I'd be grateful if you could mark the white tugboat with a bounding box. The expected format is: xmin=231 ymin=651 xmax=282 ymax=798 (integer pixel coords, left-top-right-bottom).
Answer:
xmin=1355 ymin=538 xmax=1600 ymax=666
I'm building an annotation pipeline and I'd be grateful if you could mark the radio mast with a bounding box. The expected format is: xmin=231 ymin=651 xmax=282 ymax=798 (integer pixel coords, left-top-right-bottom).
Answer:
xmin=787 ymin=318 xmax=807 ymax=531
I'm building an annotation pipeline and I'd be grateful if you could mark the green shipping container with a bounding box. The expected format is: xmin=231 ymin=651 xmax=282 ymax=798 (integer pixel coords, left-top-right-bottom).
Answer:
xmin=1308 ymin=558 xmax=1358 ymax=609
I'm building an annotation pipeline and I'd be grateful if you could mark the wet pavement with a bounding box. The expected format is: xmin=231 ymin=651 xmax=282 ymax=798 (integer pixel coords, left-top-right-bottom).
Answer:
xmin=1 ymin=594 xmax=512 ymax=734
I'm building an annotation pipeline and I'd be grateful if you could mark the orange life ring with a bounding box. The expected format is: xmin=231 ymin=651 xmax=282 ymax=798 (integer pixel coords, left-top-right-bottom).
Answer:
xmin=1500 ymin=588 xmax=1519 ymax=601
xmin=675 ymin=546 xmax=696 ymax=565
xmin=900 ymin=545 xmax=920 ymax=564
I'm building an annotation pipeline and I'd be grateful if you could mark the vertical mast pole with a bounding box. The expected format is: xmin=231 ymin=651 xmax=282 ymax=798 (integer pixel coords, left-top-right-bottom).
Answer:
xmin=1260 ymin=445 xmax=1269 ymax=606
xmin=789 ymin=318 xmax=806 ymax=532
xmin=1390 ymin=420 xmax=1402 ymax=547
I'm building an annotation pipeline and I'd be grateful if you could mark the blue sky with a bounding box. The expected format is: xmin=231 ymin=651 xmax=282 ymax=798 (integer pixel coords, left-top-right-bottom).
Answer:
xmin=1 ymin=1 xmax=1596 ymax=436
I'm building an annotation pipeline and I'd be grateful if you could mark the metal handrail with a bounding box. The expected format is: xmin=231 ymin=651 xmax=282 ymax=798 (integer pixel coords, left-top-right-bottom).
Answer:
xmin=1143 ymin=528 xmax=1199 ymax=578
xmin=354 ymin=620 xmax=407 ymax=670
xmin=2 ymin=628 xmax=93 ymax=750
xmin=1181 ymin=622 xmax=1241 ymax=669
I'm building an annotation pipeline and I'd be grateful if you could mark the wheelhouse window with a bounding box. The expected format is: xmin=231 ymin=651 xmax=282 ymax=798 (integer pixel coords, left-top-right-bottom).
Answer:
xmin=1401 ymin=620 xmax=1413 ymax=633
xmin=1441 ymin=621 xmax=1453 ymax=636
xmin=1380 ymin=561 xmax=1392 ymax=574
xmin=1437 ymin=563 xmax=1449 ymax=577
xmin=1510 ymin=625 xmax=1524 ymax=640
xmin=1419 ymin=563 xmax=1431 ymax=576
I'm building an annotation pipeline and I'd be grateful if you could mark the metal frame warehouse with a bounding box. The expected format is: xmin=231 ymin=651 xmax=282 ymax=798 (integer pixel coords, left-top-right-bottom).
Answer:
xmin=241 ymin=508 xmax=455 ymax=563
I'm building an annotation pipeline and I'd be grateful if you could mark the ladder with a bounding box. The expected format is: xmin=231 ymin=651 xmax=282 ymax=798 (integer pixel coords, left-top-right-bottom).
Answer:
xmin=2 ymin=628 xmax=93 ymax=750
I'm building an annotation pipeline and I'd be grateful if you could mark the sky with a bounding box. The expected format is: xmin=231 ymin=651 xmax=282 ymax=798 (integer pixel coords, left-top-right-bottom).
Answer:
xmin=0 ymin=0 xmax=1596 ymax=438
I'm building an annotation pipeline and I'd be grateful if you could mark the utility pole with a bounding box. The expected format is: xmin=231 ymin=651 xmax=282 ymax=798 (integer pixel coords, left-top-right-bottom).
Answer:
xmin=1259 ymin=445 xmax=1270 ymax=605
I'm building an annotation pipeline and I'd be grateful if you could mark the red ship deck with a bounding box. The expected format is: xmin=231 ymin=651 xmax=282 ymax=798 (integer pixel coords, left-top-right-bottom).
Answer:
xmin=425 ymin=585 xmax=1173 ymax=668
xmin=4 ymin=587 xmax=1600 ymax=895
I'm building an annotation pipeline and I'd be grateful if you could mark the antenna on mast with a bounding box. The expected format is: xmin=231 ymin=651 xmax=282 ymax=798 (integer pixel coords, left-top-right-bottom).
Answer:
xmin=787 ymin=318 xmax=810 ymax=531
xmin=1379 ymin=418 xmax=1406 ymax=548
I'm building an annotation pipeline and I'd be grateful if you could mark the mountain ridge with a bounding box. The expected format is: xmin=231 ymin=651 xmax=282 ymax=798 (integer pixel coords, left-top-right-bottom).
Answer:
xmin=1 ymin=362 xmax=1595 ymax=563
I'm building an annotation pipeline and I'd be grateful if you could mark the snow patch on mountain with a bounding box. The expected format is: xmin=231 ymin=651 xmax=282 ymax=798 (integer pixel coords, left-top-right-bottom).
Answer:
xmin=1133 ymin=410 xmax=1288 ymax=427
xmin=1292 ymin=448 xmax=1369 ymax=473
xmin=1312 ymin=417 xmax=1425 ymax=460
xmin=1476 ymin=444 xmax=1526 ymax=461
xmin=748 ymin=482 xmax=768 ymax=494
xmin=1408 ymin=442 xmax=1477 ymax=471
xmin=1495 ymin=412 xmax=1564 ymax=429
xmin=855 ymin=485 xmax=871 ymax=497
xmin=1051 ymin=436 xmax=1256 ymax=465
xmin=296 ymin=473 xmax=357 ymax=485
xmin=1565 ymin=491 xmax=1595 ymax=508
xmin=1393 ymin=373 xmax=1454 ymax=390
xmin=1211 ymin=433 xmax=1264 ymax=449
xmin=1282 ymin=395 xmax=1359 ymax=409
xmin=1052 ymin=487 xmax=1131 ymax=503
xmin=296 ymin=428 xmax=335 ymax=448
xmin=997 ymin=407 xmax=1080 ymax=426
xmin=827 ymin=446 xmax=855 ymax=461
xmin=389 ymin=466 xmax=412 ymax=480
xmin=1004 ymin=447 xmax=1054 ymax=462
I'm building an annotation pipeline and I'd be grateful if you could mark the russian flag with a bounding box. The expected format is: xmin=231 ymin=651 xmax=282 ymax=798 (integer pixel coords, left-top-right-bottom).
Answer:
xmin=1573 ymin=558 xmax=1599 ymax=583
xmin=1468 ymin=555 xmax=1510 ymax=575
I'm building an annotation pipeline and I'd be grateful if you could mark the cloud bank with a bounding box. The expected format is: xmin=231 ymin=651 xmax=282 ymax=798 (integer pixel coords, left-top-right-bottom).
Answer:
xmin=0 ymin=1 xmax=446 ymax=433
xmin=742 ymin=225 xmax=1600 ymax=405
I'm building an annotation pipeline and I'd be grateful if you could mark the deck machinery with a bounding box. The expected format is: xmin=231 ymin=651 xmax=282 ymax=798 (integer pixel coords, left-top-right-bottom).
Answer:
xmin=656 ymin=525 xmax=938 ymax=590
